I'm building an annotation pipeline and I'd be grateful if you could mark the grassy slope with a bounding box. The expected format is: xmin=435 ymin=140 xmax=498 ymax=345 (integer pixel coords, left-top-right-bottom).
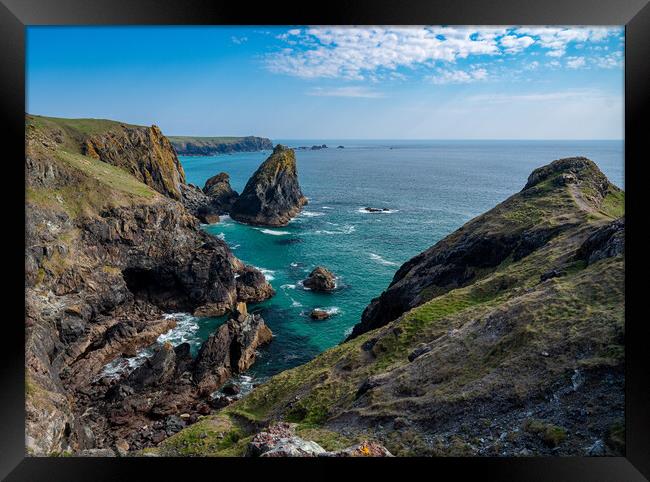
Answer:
xmin=26 ymin=115 xmax=160 ymax=220
xmin=151 ymin=163 xmax=624 ymax=456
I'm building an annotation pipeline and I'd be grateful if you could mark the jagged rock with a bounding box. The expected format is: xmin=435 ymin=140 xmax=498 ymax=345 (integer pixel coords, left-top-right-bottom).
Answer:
xmin=303 ymin=267 xmax=336 ymax=292
xmin=310 ymin=309 xmax=330 ymax=320
xmin=408 ymin=344 xmax=432 ymax=362
xmin=203 ymin=172 xmax=239 ymax=213
xmin=127 ymin=343 xmax=176 ymax=389
xmin=246 ymin=423 xmax=326 ymax=457
xmin=540 ymin=269 xmax=566 ymax=282
xmin=180 ymin=183 xmax=219 ymax=223
xmin=364 ymin=207 xmax=390 ymax=212
xmin=236 ymin=266 xmax=276 ymax=303
xmin=230 ymin=145 xmax=307 ymax=226
xmin=576 ymin=217 xmax=624 ymax=265
xmin=193 ymin=308 xmax=272 ymax=395
xmin=83 ymin=124 xmax=186 ymax=200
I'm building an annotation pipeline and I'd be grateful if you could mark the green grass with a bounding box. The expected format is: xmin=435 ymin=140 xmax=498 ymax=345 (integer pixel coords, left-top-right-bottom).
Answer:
xmin=26 ymin=150 xmax=158 ymax=219
xmin=27 ymin=114 xmax=142 ymax=155
xmin=599 ymin=187 xmax=625 ymax=219
xmin=523 ymin=419 xmax=567 ymax=447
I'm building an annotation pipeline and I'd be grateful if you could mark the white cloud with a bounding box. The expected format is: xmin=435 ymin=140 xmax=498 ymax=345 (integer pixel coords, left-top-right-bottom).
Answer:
xmin=594 ymin=52 xmax=624 ymax=69
xmin=566 ymin=56 xmax=586 ymax=69
xmin=467 ymin=89 xmax=616 ymax=104
xmin=231 ymin=36 xmax=248 ymax=45
xmin=430 ymin=67 xmax=488 ymax=84
xmin=500 ymin=34 xmax=535 ymax=53
xmin=265 ymin=26 xmax=621 ymax=80
xmin=266 ymin=27 xmax=505 ymax=80
xmin=306 ymin=86 xmax=385 ymax=98
xmin=514 ymin=27 xmax=615 ymax=57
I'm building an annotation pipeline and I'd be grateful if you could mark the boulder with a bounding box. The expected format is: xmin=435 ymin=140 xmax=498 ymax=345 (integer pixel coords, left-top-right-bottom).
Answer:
xmin=309 ymin=309 xmax=330 ymax=320
xmin=303 ymin=267 xmax=336 ymax=292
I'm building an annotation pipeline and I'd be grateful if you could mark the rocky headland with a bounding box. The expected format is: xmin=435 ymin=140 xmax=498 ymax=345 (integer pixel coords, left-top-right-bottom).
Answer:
xmin=25 ymin=115 xmax=275 ymax=455
xmin=153 ymin=156 xmax=625 ymax=457
xmin=230 ymin=145 xmax=308 ymax=226
xmin=169 ymin=135 xmax=273 ymax=156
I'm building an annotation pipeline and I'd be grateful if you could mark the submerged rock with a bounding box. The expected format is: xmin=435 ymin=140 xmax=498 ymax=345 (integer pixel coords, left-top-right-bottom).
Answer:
xmin=364 ymin=207 xmax=390 ymax=212
xmin=303 ymin=266 xmax=336 ymax=292
xmin=230 ymin=145 xmax=307 ymax=226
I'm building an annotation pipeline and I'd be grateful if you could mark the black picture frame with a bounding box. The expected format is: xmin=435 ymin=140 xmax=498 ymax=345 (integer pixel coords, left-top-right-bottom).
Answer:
xmin=1 ymin=0 xmax=648 ymax=480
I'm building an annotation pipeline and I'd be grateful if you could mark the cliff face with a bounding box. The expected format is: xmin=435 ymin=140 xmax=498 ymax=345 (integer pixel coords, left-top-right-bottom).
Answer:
xmin=84 ymin=124 xmax=187 ymax=200
xmin=169 ymin=136 xmax=273 ymax=156
xmin=155 ymin=157 xmax=625 ymax=457
xmin=25 ymin=115 xmax=274 ymax=455
xmin=230 ymin=145 xmax=307 ymax=226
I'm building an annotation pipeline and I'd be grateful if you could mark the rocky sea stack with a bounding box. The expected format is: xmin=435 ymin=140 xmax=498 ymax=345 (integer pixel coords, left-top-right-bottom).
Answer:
xmin=230 ymin=145 xmax=307 ymax=226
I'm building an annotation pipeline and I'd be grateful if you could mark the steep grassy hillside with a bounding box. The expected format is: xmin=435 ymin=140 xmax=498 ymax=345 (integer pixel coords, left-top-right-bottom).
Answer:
xmin=152 ymin=157 xmax=624 ymax=457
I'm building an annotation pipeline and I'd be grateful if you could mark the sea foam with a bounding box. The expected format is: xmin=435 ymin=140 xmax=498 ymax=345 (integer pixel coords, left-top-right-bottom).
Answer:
xmin=369 ymin=253 xmax=399 ymax=266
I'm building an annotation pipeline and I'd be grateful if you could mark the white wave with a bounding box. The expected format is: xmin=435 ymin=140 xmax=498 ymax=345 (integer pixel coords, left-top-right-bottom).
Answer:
xmin=297 ymin=279 xmax=311 ymax=291
xmin=216 ymin=232 xmax=226 ymax=240
xmin=369 ymin=253 xmax=399 ymax=266
xmin=343 ymin=326 xmax=353 ymax=337
xmin=98 ymin=312 xmax=200 ymax=381
xmin=258 ymin=228 xmax=290 ymax=236
xmin=322 ymin=206 xmax=333 ymax=210
xmin=254 ymin=266 xmax=275 ymax=281
xmin=315 ymin=306 xmax=340 ymax=315
xmin=313 ymin=224 xmax=355 ymax=236
xmin=220 ymin=214 xmax=232 ymax=221
xmin=290 ymin=262 xmax=299 ymax=267
xmin=291 ymin=299 xmax=303 ymax=307
xmin=357 ymin=207 xmax=399 ymax=214
xmin=158 ymin=313 xmax=201 ymax=346
xmin=230 ymin=244 xmax=240 ymax=250
xmin=281 ymin=283 xmax=296 ymax=290
xmin=300 ymin=210 xmax=325 ymax=217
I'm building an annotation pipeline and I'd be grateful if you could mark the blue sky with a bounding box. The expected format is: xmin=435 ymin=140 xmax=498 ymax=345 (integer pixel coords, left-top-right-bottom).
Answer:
xmin=26 ymin=26 xmax=624 ymax=139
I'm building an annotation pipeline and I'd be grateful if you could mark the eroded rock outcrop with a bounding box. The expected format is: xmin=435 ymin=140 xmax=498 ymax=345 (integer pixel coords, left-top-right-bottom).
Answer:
xmin=203 ymin=172 xmax=239 ymax=213
xmin=83 ymin=124 xmax=186 ymax=200
xmin=230 ymin=145 xmax=307 ymax=226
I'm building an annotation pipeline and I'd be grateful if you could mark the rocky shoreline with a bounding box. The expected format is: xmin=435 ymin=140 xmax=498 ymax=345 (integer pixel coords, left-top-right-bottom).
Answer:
xmin=25 ymin=115 xmax=277 ymax=455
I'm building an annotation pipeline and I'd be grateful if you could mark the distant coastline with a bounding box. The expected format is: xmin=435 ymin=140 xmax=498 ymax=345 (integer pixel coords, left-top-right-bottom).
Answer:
xmin=169 ymin=135 xmax=272 ymax=156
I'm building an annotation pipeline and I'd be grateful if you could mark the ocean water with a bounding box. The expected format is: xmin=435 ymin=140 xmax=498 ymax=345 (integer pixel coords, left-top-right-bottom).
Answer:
xmin=146 ymin=140 xmax=624 ymax=384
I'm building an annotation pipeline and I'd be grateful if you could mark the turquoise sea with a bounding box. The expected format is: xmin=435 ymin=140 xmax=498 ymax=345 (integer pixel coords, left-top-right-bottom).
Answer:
xmin=104 ymin=140 xmax=624 ymax=385
xmin=176 ymin=140 xmax=624 ymax=382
